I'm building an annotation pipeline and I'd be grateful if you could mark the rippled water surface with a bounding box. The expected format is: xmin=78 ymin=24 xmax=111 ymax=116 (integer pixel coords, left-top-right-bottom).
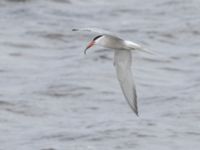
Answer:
xmin=0 ymin=0 xmax=200 ymax=150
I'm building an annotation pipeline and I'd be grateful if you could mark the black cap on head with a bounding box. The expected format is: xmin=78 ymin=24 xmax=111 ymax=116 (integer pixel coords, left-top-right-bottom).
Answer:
xmin=93 ymin=35 xmax=103 ymax=41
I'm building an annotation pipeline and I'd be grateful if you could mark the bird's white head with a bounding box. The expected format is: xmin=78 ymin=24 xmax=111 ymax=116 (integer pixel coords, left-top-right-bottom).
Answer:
xmin=84 ymin=35 xmax=103 ymax=54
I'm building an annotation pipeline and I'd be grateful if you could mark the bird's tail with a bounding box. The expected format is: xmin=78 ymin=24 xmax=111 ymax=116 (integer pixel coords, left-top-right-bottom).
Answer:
xmin=126 ymin=41 xmax=156 ymax=55
xmin=137 ymin=47 xmax=171 ymax=62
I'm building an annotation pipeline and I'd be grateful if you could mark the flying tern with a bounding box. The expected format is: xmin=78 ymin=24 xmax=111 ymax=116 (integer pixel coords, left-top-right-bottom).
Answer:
xmin=72 ymin=28 xmax=151 ymax=116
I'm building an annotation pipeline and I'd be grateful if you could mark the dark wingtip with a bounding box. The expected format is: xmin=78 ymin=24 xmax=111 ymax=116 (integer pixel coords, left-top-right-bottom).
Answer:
xmin=133 ymin=108 xmax=139 ymax=117
xmin=72 ymin=28 xmax=78 ymax=31
xmin=135 ymin=111 xmax=139 ymax=117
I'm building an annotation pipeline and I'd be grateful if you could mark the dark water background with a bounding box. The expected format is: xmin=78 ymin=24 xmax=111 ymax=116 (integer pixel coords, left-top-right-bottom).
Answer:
xmin=0 ymin=0 xmax=200 ymax=150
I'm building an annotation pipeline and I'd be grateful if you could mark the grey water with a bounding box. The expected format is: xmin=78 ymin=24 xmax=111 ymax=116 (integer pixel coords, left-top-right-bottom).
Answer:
xmin=0 ymin=0 xmax=200 ymax=150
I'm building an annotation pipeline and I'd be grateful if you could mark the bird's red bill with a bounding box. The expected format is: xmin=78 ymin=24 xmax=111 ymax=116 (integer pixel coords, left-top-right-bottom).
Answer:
xmin=86 ymin=40 xmax=95 ymax=50
xmin=84 ymin=40 xmax=95 ymax=54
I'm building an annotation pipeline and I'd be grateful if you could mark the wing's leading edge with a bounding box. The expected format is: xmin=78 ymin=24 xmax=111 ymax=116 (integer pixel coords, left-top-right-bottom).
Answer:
xmin=72 ymin=27 xmax=118 ymax=37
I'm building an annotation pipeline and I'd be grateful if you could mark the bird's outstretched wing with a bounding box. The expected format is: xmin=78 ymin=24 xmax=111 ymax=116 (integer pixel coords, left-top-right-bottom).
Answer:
xmin=72 ymin=27 xmax=118 ymax=37
xmin=114 ymin=50 xmax=138 ymax=116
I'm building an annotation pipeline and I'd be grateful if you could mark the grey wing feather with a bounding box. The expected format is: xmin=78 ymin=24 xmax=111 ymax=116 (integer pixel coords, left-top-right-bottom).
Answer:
xmin=114 ymin=50 xmax=138 ymax=116
xmin=72 ymin=27 xmax=119 ymax=37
